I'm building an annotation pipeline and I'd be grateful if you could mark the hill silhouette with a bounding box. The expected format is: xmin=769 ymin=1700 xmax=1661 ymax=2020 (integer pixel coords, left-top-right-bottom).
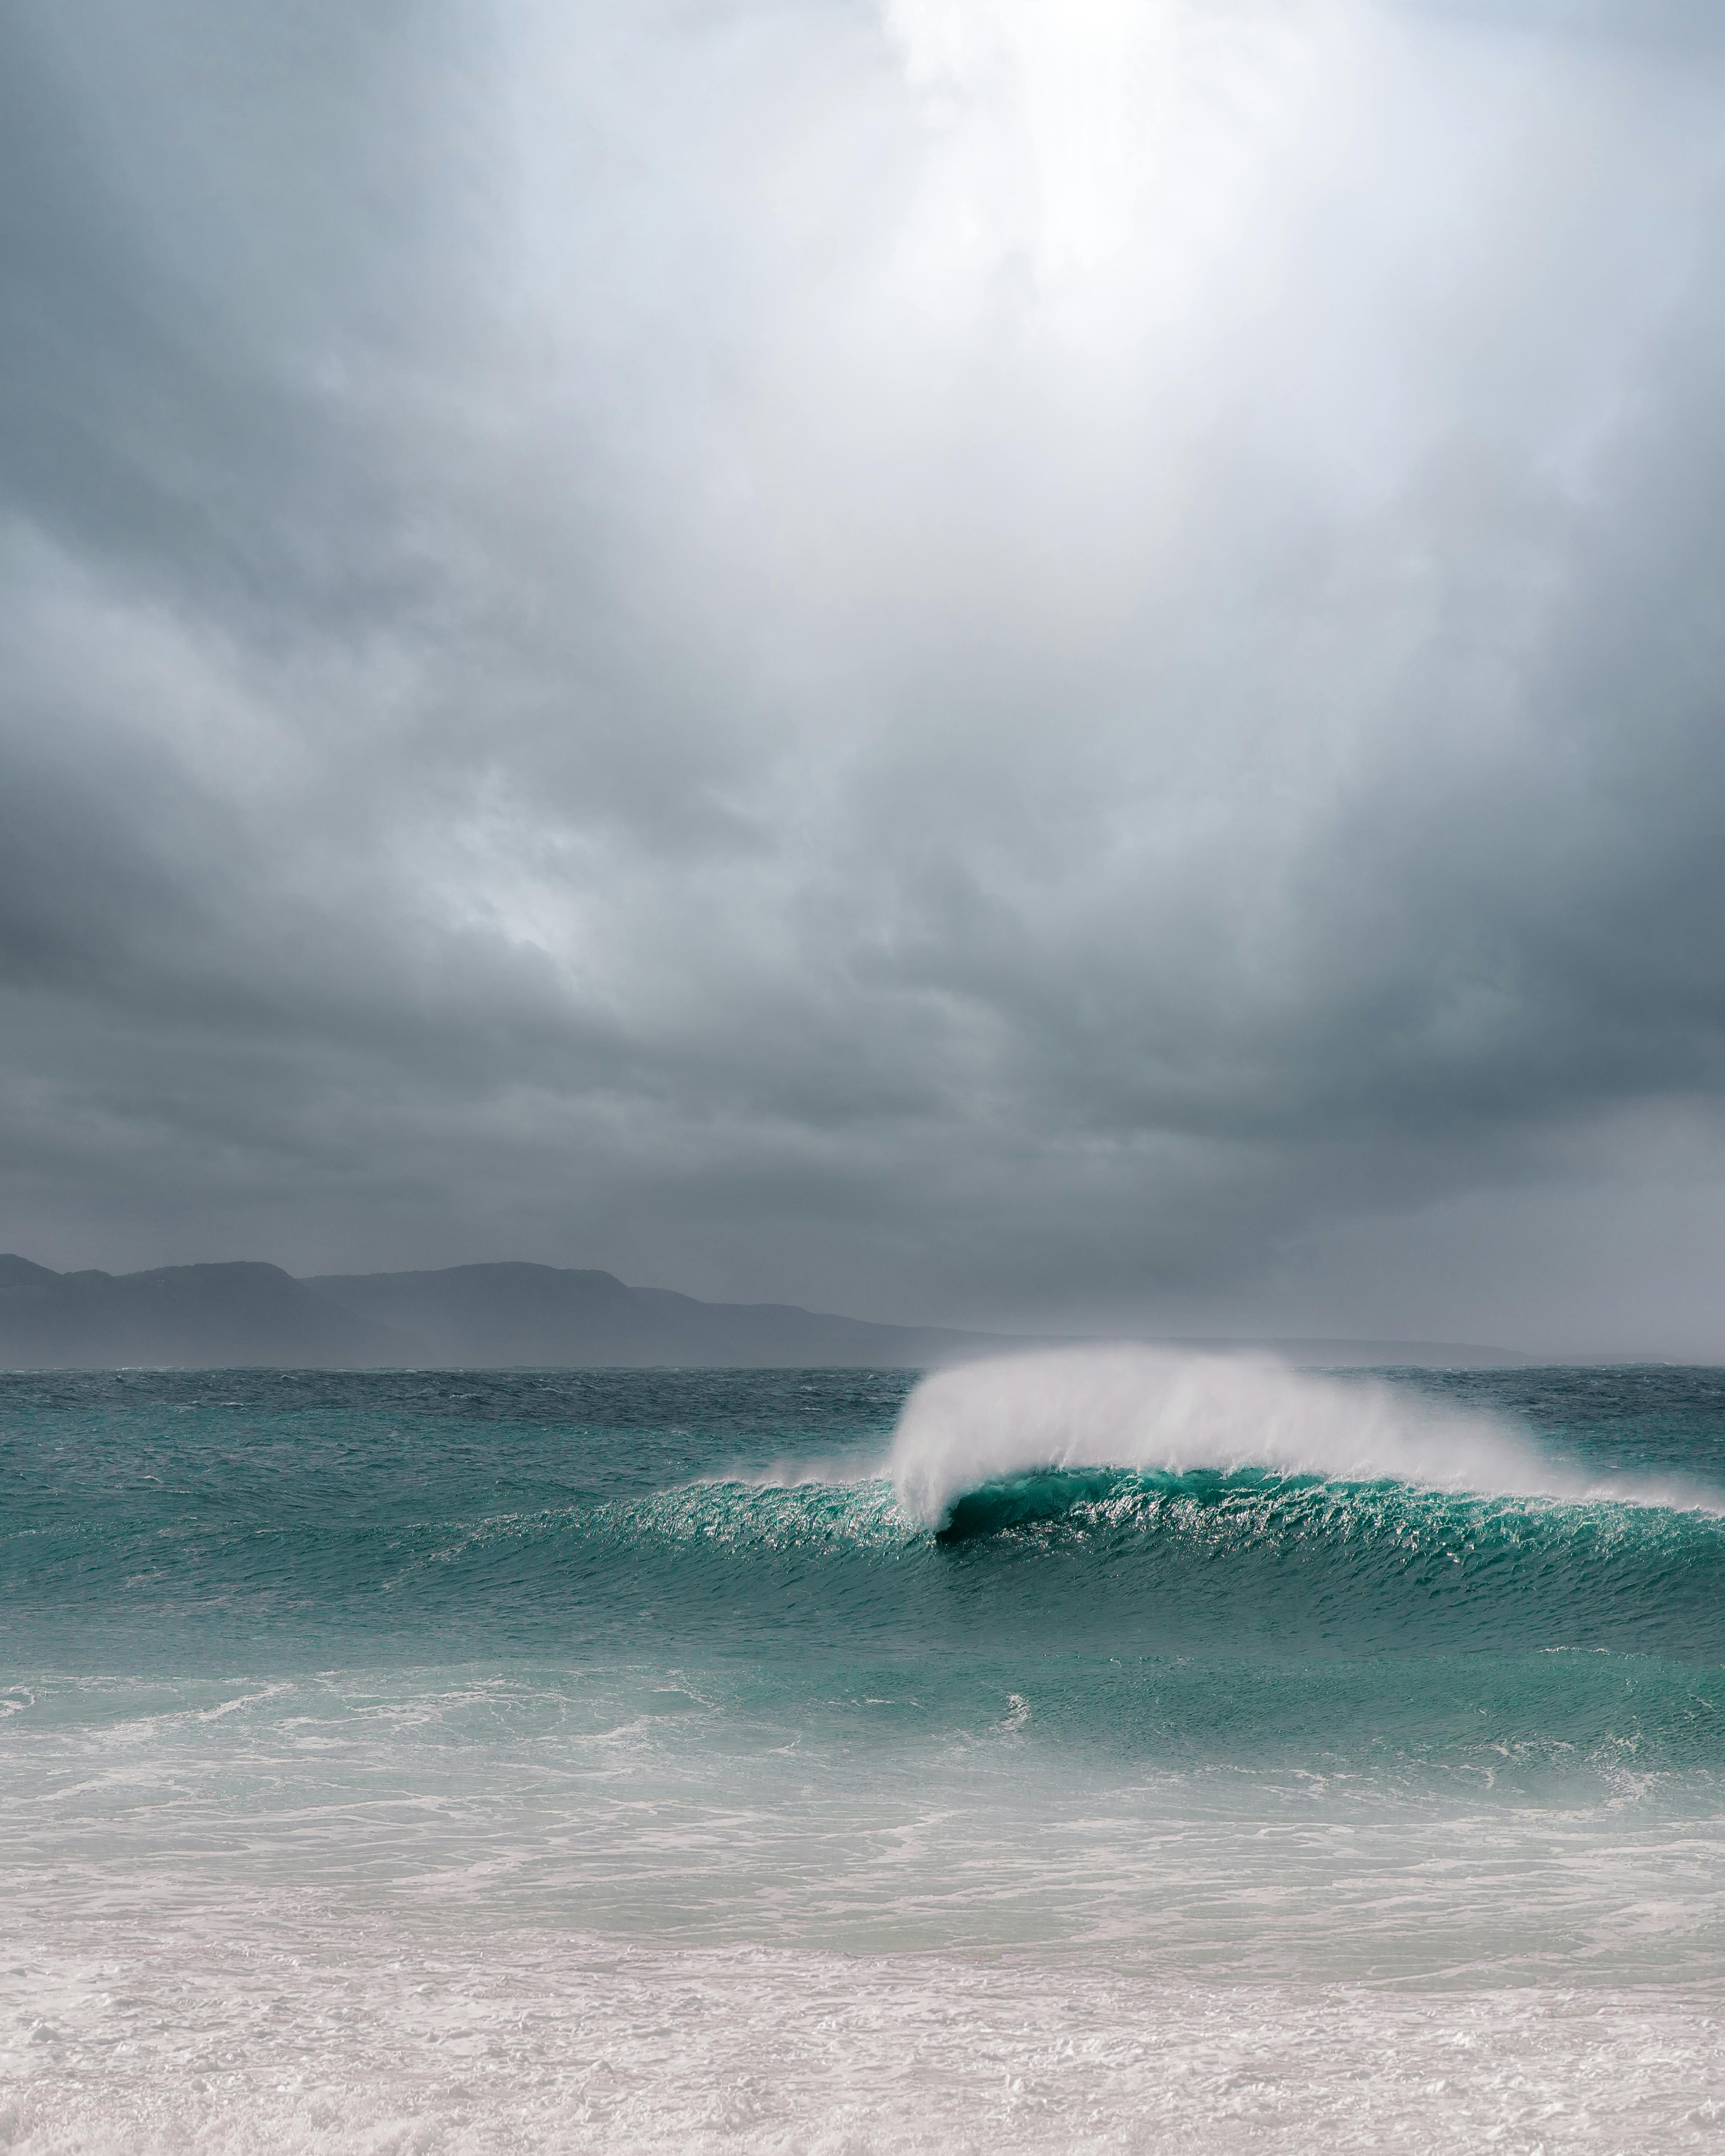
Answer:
xmin=0 ymin=1253 xmax=1531 ymax=1370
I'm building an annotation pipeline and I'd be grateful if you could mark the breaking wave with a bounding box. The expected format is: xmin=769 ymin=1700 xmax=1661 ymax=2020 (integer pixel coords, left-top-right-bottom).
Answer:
xmin=888 ymin=1346 xmax=1719 ymax=1530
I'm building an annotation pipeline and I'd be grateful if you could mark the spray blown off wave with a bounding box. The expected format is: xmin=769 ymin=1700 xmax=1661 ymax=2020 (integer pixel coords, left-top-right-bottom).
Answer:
xmin=888 ymin=1347 xmax=1713 ymax=1530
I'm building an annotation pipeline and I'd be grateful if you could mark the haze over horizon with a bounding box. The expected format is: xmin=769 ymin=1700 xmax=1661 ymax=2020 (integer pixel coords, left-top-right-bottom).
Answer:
xmin=5 ymin=0 xmax=1725 ymax=1360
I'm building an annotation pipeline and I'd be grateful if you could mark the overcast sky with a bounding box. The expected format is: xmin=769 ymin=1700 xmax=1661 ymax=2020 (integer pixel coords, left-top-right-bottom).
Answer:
xmin=3 ymin=0 xmax=1724 ymax=1354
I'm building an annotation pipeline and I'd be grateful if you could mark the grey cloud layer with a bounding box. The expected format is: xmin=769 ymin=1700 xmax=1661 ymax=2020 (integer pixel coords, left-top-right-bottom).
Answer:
xmin=3 ymin=0 xmax=1724 ymax=1352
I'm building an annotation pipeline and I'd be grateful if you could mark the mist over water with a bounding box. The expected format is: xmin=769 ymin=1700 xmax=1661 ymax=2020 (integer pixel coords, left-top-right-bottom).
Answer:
xmin=5 ymin=1360 xmax=1725 ymax=2147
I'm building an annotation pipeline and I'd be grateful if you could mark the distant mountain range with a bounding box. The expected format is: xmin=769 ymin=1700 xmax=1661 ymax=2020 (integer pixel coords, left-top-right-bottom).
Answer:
xmin=0 ymin=1254 xmax=1533 ymax=1370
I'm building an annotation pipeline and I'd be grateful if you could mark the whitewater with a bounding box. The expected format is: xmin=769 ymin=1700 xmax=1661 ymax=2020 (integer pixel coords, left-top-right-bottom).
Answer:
xmin=4 ymin=1353 xmax=1725 ymax=2149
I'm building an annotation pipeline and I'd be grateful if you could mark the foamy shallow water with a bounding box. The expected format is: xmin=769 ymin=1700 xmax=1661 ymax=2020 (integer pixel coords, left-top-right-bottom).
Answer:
xmin=5 ymin=1662 xmax=1724 ymax=1977
xmin=4 ymin=1659 xmax=1725 ymax=2151
xmin=5 ymin=1909 xmax=1723 ymax=2154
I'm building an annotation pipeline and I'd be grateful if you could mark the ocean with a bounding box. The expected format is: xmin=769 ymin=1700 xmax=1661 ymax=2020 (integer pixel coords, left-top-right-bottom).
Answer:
xmin=3 ymin=1348 xmax=1723 ymax=2151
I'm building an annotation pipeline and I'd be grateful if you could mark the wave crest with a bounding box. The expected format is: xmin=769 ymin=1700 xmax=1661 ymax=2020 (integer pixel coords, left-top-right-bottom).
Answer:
xmin=887 ymin=1347 xmax=1698 ymax=1530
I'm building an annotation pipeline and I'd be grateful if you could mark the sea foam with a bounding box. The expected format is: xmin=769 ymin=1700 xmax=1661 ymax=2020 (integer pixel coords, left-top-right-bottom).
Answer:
xmin=887 ymin=1345 xmax=1708 ymax=1529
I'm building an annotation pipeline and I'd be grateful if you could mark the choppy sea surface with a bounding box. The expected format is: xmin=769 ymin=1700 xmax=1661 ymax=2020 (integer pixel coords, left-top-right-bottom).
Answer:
xmin=3 ymin=1349 xmax=1724 ymax=2152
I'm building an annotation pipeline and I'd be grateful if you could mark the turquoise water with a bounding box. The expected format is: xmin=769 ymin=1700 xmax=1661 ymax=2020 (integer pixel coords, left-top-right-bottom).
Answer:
xmin=4 ymin=1355 xmax=1725 ymax=2149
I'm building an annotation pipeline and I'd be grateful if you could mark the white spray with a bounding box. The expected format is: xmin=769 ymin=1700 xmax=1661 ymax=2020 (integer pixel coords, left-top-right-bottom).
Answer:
xmin=888 ymin=1346 xmax=1711 ymax=1530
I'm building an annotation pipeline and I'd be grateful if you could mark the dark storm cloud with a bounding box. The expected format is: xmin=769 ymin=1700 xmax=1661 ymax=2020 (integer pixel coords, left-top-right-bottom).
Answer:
xmin=3 ymin=0 xmax=1725 ymax=1353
